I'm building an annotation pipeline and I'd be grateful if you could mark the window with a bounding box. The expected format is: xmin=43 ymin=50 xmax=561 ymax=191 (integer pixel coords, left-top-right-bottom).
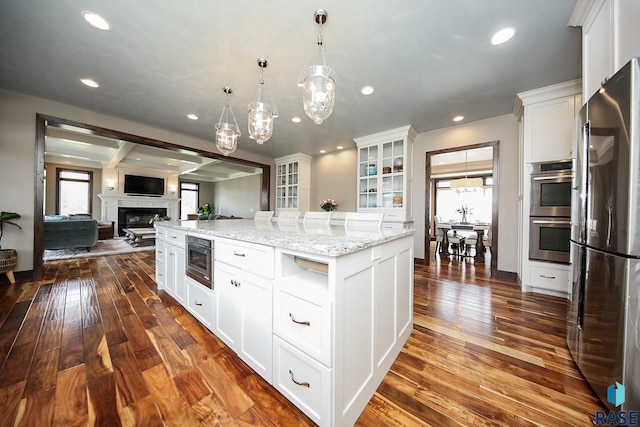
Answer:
xmin=180 ymin=182 xmax=199 ymax=219
xmin=57 ymin=169 xmax=92 ymax=215
xmin=435 ymin=176 xmax=492 ymax=223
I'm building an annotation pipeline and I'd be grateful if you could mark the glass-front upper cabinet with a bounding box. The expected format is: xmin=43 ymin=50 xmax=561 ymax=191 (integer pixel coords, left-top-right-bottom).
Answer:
xmin=355 ymin=126 xmax=416 ymax=223
xmin=275 ymin=153 xmax=311 ymax=214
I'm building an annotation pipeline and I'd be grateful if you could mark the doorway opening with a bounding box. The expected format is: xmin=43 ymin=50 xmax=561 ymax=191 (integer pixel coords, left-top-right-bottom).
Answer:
xmin=424 ymin=140 xmax=499 ymax=277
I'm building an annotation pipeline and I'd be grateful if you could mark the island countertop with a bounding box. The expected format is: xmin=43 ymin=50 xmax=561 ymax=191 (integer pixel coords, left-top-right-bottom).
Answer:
xmin=154 ymin=219 xmax=415 ymax=257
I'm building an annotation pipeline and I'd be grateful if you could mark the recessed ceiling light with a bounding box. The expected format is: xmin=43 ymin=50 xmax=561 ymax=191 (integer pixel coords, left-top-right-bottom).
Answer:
xmin=320 ymin=149 xmax=326 ymax=154
xmin=82 ymin=11 xmax=111 ymax=31
xmin=491 ymin=27 xmax=516 ymax=45
xmin=291 ymin=117 xmax=301 ymax=123
xmin=187 ymin=114 xmax=198 ymax=120
xmin=453 ymin=115 xmax=464 ymax=122
xmin=361 ymin=86 xmax=375 ymax=95
xmin=80 ymin=78 xmax=99 ymax=88
xmin=337 ymin=146 xmax=343 ymax=150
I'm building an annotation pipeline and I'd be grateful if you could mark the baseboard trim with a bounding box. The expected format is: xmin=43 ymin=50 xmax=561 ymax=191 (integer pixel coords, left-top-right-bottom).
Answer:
xmin=493 ymin=269 xmax=518 ymax=281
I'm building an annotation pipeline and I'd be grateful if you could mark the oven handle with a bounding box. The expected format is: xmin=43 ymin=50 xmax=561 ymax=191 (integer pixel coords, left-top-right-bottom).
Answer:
xmin=531 ymin=219 xmax=571 ymax=225
xmin=532 ymin=175 xmax=572 ymax=181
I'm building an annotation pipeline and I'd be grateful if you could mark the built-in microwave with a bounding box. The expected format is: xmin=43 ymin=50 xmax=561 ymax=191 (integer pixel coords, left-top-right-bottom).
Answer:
xmin=529 ymin=216 xmax=571 ymax=264
xmin=186 ymin=235 xmax=214 ymax=289
xmin=530 ymin=160 xmax=572 ymax=217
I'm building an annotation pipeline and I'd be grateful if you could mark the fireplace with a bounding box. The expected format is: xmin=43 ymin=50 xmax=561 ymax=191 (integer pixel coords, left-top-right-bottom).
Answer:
xmin=117 ymin=207 xmax=167 ymax=236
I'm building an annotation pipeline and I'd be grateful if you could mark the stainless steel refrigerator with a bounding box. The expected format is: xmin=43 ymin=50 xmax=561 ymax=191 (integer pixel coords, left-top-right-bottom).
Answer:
xmin=567 ymin=57 xmax=640 ymax=413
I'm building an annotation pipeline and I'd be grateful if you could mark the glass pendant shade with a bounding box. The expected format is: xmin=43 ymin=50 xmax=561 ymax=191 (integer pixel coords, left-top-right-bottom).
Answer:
xmin=215 ymin=87 xmax=240 ymax=156
xmin=215 ymin=122 xmax=239 ymax=156
xmin=302 ymin=65 xmax=336 ymax=124
xmin=301 ymin=9 xmax=336 ymax=125
xmin=248 ymin=101 xmax=276 ymax=144
xmin=248 ymin=58 xmax=277 ymax=145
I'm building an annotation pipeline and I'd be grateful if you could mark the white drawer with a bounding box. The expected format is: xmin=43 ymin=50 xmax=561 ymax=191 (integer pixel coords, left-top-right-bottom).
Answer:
xmin=383 ymin=212 xmax=404 ymax=221
xmin=273 ymin=336 xmax=331 ymax=426
xmin=381 ymin=222 xmax=405 ymax=230
xmin=165 ymin=228 xmax=186 ymax=248
xmin=529 ymin=263 xmax=569 ymax=292
xmin=155 ymin=226 xmax=166 ymax=240
xmin=216 ymin=238 xmax=274 ymax=279
xmin=274 ymin=290 xmax=331 ymax=367
xmin=186 ymin=277 xmax=215 ymax=331
xmin=155 ymin=262 xmax=165 ymax=288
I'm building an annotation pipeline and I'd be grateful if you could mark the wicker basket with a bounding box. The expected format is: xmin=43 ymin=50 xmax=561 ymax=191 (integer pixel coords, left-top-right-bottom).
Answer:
xmin=0 ymin=249 xmax=17 ymax=274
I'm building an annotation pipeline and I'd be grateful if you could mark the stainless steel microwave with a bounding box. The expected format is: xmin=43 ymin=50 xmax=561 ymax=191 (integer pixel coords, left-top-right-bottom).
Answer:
xmin=530 ymin=160 xmax=572 ymax=217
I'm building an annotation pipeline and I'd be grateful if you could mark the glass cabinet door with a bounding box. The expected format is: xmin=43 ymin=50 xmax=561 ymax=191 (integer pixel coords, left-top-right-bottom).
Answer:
xmin=277 ymin=161 xmax=299 ymax=209
xmin=358 ymin=139 xmax=404 ymax=209
xmin=358 ymin=145 xmax=379 ymax=208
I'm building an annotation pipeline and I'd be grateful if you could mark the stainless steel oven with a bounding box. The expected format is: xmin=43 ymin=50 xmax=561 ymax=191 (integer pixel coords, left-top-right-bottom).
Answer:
xmin=530 ymin=160 xmax=573 ymax=217
xmin=529 ymin=217 xmax=571 ymax=264
xmin=186 ymin=235 xmax=214 ymax=289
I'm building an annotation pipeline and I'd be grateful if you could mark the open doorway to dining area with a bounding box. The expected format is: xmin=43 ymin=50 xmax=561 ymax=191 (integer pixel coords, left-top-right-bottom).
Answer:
xmin=425 ymin=141 xmax=499 ymax=276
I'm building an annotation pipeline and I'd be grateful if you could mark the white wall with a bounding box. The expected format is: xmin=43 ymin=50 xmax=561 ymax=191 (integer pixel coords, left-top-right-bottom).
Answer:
xmin=412 ymin=114 xmax=520 ymax=273
xmin=310 ymin=149 xmax=357 ymax=213
xmin=213 ymin=174 xmax=262 ymax=218
xmin=0 ymin=88 xmax=274 ymax=272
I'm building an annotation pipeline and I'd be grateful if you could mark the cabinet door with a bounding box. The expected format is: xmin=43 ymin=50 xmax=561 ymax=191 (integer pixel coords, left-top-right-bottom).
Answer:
xmin=214 ymin=263 xmax=241 ymax=348
xmin=155 ymin=240 xmax=167 ymax=289
xmin=172 ymin=246 xmax=186 ymax=304
xmin=165 ymin=245 xmax=176 ymax=295
xmin=358 ymin=145 xmax=379 ymax=209
xmin=239 ymin=272 xmax=273 ymax=382
xmin=525 ymin=96 xmax=576 ymax=163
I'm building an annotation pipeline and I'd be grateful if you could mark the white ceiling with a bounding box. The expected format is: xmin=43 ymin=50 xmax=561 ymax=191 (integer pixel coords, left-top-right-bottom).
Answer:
xmin=0 ymin=1 xmax=581 ymax=159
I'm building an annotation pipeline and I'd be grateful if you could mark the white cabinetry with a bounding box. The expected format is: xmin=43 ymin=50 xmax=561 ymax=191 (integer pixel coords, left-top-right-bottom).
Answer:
xmin=571 ymin=0 xmax=640 ymax=99
xmin=515 ymin=80 xmax=582 ymax=164
xmin=275 ymin=153 xmax=311 ymax=215
xmin=214 ymin=238 xmax=274 ymax=382
xmin=354 ymin=126 xmax=416 ymax=224
xmin=515 ymin=81 xmax=581 ymax=298
xmin=273 ymin=236 xmax=414 ymax=426
xmin=154 ymin=226 xmax=186 ymax=303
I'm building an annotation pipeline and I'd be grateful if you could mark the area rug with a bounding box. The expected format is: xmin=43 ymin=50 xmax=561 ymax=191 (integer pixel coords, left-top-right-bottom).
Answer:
xmin=43 ymin=237 xmax=154 ymax=261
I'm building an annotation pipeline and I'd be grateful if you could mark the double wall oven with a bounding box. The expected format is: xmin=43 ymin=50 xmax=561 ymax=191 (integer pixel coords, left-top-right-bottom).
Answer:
xmin=186 ymin=235 xmax=214 ymax=289
xmin=529 ymin=160 xmax=572 ymax=264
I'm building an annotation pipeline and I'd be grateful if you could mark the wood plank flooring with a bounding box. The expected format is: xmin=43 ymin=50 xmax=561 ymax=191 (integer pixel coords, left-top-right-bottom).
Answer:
xmin=0 ymin=249 xmax=604 ymax=426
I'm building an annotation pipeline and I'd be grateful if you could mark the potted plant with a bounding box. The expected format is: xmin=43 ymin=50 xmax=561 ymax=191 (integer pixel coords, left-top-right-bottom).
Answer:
xmin=198 ymin=203 xmax=214 ymax=216
xmin=1 ymin=212 xmax=22 ymax=284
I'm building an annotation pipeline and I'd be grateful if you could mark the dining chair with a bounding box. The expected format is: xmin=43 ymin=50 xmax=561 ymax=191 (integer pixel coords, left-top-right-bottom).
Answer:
xmin=254 ymin=210 xmax=274 ymax=222
xmin=276 ymin=211 xmax=301 ymax=224
xmin=344 ymin=212 xmax=384 ymax=230
xmin=303 ymin=211 xmax=332 ymax=226
xmin=433 ymin=216 xmax=445 ymax=253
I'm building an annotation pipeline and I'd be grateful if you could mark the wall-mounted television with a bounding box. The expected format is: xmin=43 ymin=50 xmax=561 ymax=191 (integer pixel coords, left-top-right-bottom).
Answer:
xmin=124 ymin=174 xmax=165 ymax=196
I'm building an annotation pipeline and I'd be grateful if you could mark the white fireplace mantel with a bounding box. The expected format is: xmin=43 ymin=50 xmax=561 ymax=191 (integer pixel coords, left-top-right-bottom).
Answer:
xmin=98 ymin=194 xmax=180 ymax=232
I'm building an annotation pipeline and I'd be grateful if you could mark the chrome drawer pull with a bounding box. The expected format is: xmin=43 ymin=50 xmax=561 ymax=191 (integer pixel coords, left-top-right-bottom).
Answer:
xmin=289 ymin=369 xmax=310 ymax=388
xmin=233 ymin=251 xmax=246 ymax=257
xmin=540 ymin=274 xmax=556 ymax=279
xmin=195 ymin=300 xmax=203 ymax=306
xmin=289 ymin=313 xmax=310 ymax=327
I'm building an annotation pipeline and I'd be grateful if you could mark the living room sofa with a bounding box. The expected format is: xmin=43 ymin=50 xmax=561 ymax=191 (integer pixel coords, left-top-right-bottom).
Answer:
xmin=44 ymin=216 xmax=98 ymax=251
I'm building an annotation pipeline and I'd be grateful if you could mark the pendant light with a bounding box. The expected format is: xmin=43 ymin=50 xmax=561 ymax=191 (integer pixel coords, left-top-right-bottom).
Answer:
xmin=215 ymin=87 xmax=240 ymax=156
xmin=450 ymin=151 xmax=483 ymax=192
xmin=248 ymin=58 xmax=278 ymax=145
xmin=299 ymin=9 xmax=336 ymax=124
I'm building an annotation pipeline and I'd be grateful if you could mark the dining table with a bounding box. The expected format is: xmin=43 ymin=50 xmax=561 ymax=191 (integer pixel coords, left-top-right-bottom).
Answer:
xmin=436 ymin=222 xmax=490 ymax=261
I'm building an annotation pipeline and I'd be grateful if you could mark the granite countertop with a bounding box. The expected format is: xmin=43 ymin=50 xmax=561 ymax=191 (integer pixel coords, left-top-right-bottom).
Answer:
xmin=155 ymin=219 xmax=415 ymax=257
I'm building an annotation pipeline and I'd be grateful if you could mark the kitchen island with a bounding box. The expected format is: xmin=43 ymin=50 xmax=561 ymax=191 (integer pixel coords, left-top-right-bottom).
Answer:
xmin=154 ymin=219 xmax=415 ymax=426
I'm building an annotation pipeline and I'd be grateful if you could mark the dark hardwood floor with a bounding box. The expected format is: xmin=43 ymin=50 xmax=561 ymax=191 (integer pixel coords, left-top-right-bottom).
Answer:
xmin=0 ymin=248 xmax=603 ymax=426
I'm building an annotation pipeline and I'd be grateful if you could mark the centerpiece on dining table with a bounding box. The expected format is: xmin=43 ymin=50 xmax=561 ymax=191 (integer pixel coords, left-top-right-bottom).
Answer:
xmin=456 ymin=204 xmax=473 ymax=224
